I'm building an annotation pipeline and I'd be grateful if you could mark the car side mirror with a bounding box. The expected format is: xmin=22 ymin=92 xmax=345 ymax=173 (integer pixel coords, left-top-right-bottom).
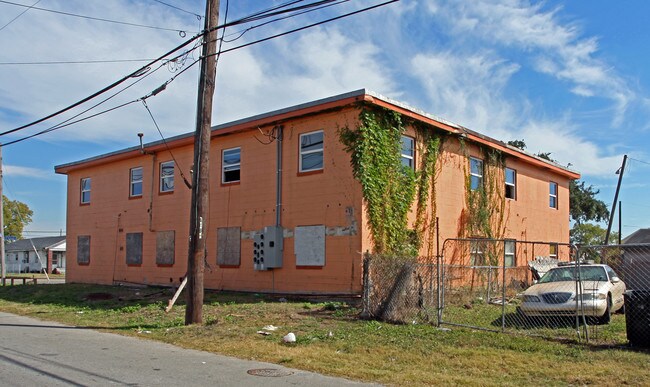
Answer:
xmin=611 ymin=276 xmax=620 ymax=283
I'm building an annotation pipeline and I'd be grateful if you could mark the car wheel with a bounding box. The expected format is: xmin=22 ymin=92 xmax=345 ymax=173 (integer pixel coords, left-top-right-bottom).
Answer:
xmin=597 ymin=294 xmax=612 ymax=325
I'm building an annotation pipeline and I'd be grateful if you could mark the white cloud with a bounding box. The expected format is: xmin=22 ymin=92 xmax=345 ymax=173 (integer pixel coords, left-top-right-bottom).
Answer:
xmin=4 ymin=165 xmax=54 ymax=180
xmin=411 ymin=50 xmax=520 ymax=135
xmin=424 ymin=0 xmax=635 ymax=126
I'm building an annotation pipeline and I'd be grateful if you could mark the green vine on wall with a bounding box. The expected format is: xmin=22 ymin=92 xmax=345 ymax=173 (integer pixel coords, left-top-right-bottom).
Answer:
xmin=339 ymin=108 xmax=442 ymax=256
xmin=462 ymin=144 xmax=507 ymax=264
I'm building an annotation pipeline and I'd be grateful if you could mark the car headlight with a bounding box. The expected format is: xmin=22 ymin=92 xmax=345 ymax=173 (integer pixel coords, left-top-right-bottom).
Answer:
xmin=579 ymin=293 xmax=607 ymax=301
xmin=523 ymin=295 xmax=541 ymax=302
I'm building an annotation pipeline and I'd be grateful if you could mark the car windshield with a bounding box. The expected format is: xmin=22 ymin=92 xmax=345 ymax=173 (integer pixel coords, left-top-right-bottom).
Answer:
xmin=538 ymin=266 xmax=608 ymax=283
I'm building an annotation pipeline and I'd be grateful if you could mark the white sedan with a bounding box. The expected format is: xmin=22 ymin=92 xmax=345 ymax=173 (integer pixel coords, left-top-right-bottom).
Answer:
xmin=519 ymin=263 xmax=625 ymax=324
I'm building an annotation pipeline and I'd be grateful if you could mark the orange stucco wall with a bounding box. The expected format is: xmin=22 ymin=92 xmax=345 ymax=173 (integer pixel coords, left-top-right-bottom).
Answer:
xmin=62 ymin=103 xmax=574 ymax=295
xmin=64 ymin=107 xmax=365 ymax=294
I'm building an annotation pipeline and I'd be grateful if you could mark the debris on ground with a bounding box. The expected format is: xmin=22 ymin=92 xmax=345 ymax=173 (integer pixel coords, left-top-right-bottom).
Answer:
xmin=283 ymin=332 xmax=296 ymax=343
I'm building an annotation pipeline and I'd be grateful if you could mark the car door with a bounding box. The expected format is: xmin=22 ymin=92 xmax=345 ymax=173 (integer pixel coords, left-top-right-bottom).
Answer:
xmin=606 ymin=266 xmax=626 ymax=310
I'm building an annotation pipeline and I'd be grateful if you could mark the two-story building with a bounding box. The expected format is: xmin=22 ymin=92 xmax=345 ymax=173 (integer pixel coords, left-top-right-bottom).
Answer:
xmin=54 ymin=89 xmax=579 ymax=294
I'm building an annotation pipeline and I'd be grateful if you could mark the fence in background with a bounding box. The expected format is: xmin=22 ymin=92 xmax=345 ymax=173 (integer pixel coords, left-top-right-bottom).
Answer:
xmin=361 ymin=240 xmax=650 ymax=345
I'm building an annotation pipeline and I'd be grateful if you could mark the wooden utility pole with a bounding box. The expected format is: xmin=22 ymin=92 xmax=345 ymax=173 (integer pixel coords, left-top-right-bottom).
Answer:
xmin=0 ymin=145 xmax=4 ymax=284
xmin=605 ymin=154 xmax=627 ymax=245
xmin=185 ymin=0 xmax=220 ymax=325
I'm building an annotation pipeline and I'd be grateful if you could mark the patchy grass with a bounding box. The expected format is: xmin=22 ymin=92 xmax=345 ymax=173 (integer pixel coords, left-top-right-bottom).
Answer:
xmin=0 ymin=284 xmax=648 ymax=386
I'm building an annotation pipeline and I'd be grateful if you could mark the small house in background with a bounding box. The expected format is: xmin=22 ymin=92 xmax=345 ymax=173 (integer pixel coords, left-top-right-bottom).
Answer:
xmin=621 ymin=228 xmax=650 ymax=290
xmin=55 ymin=89 xmax=578 ymax=295
xmin=4 ymin=236 xmax=66 ymax=274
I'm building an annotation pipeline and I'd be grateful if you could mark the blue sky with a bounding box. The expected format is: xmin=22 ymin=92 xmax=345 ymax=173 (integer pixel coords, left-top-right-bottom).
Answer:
xmin=0 ymin=0 xmax=649 ymax=238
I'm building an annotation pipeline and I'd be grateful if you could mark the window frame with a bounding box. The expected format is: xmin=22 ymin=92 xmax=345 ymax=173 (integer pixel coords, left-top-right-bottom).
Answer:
xmin=470 ymin=239 xmax=486 ymax=266
xmin=299 ymin=130 xmax=324 ymax=173
xmin=400 ymin=135 xmax=415 ymax=170
xmin=470 ymin=157 xmax=484 ymax=191
xmin=222 ymin=147 xmax=241 ymax=184
xmin=505 ymin=167 xmax=516 ymax=200
xmin=159 ymin=161 xmax=175 ymax=193
xmin=549 ymin=243 xmax=558 ymax=260
xmin=504 ymin=239 xmax=516 ymax=267
xmin=130 ymin=167 xmax=143 ymax=198
xmin=80 ymin=177 xmax=91 ymax=204
xmin=549 ymin=181 xmax=558 ymax=209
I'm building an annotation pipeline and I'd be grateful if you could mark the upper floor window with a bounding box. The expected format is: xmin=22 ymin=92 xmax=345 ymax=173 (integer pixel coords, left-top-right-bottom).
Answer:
xmin=299 ymin=130 xmax=323 ymax=173
xmin=160 ymin=161 xmax=174 ymax=192
xmin=130 ymin=167 xmax=143 ymax=197
xmin=222 ymin=147 xmax=241 ymax=183
xmin=80 ymin=177 xmax=91 ymax=204
xmin=549 ymin=181 xmax=558 ymax=209
xmin=401 ymin=136 xmax=415 ymax=170
xmin=470 ymin=157 xmax=484 ymax=191
xmin=505 ymin=168 xmax=516 ymax=200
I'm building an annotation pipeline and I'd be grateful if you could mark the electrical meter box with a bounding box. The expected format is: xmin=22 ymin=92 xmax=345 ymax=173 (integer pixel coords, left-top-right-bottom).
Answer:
xmin=253 ymin=225 xmax=284 ymax=270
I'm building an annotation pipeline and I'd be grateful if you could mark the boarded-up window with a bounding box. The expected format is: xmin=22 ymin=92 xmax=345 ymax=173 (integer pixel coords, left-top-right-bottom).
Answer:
xmin=217 ymin=227 xmax=240 ymax=266
xmin=126 ymin=232 xmax=143 ymax=265
xmin=156 ymin=230 xmax=175 ymax=265
xmin=295 ymin=225 xmax=325 ymax=266
xmin=78 ymin=235 xmax=90 ymax=264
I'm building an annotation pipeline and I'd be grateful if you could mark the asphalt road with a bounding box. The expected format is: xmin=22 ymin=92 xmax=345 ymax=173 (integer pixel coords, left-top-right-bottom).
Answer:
xmin=0 ymin=312 xmax=378 ymax=387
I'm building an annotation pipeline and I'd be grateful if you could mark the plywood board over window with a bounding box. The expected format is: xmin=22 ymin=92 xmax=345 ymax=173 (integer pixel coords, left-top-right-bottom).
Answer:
xmin=217 ymin=227 xmax=241 ymax=266
xmin=156 ymin=230 xmax=175 ymax=265
xmin=295 ymin=225 xmax=325 ymax=267
xmin=77 ymin=235 xmax=90 ymax=264
xmin=126 ymin=232 xmax=143 ymax=265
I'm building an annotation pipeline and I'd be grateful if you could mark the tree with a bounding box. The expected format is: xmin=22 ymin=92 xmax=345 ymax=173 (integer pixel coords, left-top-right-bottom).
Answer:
xmin=507 ymin=139 xmax=526 ymax=150
xmin=3 ymin=195 xmax=33 ymax=240
xmin=570 ymin=222 xmax=618 ymax=246
xmin=569 ymin=181 xmax=609 ymax=225
xmin=508 ymin=139 xmax=610 ymax=225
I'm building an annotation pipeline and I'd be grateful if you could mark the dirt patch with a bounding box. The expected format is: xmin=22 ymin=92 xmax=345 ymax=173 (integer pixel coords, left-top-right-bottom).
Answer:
xmin=85 ymin=293 xmax=114 ymax=301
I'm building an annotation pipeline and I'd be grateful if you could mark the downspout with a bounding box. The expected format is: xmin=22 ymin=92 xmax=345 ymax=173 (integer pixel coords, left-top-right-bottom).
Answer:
xmin=273 ymin=125 xmax=283 ymax=294
xmin=275 ymin=125 xmax=283 ymax=227
xmin=138 ymin=133 xmax=156 ymax=232
xmin=148 ymin=153 xmax=157 ymax=232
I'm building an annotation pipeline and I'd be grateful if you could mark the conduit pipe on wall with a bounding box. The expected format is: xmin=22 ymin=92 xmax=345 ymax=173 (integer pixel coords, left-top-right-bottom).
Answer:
xmin=138 ymin=133 xmax=157 ymax=232
xmin=275 ymin=125 xmax=283 ymax=227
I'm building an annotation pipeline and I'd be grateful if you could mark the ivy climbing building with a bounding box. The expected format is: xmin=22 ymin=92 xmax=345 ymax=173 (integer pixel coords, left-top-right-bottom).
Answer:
xmin=55 ymin=89 xmax=579 ymax=295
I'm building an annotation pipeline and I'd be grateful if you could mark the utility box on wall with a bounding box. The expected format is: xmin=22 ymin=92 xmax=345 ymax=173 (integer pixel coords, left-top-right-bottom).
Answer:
xmin=253 ymin=226 xmax=284 ymax=270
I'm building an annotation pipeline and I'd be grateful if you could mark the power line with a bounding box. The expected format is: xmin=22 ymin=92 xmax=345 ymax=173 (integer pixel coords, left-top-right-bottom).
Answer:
xmin=141 ymin=100 xmax=192 ymax=188
xmin=212 ymin=0 xmax=398 ymax=57
xmin=0 ymin=1 xmax=389 ymax=143
xmin=0 ymin=0 xmax=40 ymax=32
xmin=149 ymin=0 xmax=202 ymax=19
xmin=0 ymin=0 xmax=193 ymax=34
xmin=0 ymin=1 xmax=340 ymax=139
xmin=628 ymin=157 xmax=650 ymax=166
xmin=0 ymin=59 xmax=156 ymax=65
xmin=2 ymin=49 xmax=203 ymax=146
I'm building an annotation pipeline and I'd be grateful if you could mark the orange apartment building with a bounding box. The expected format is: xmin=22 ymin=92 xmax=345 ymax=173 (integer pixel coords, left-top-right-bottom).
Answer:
xmin=55 ymin=89 xmax=579 ymax=295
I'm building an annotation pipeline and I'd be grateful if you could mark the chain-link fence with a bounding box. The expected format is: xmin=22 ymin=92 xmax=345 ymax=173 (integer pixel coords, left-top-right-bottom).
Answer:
xmin=361 ymin=253 xmax=439 ymax=324
xmin=576 ymin=244 xmax=650 ymax=346
xmin=361 ymin=240 xmax=650 ymax=345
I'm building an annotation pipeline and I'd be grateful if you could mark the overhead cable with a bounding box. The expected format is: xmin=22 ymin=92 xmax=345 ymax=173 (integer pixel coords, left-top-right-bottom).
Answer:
xmin=0 ymin=0 xmax=193 ymax=33
xmin=0 ymin=0 xmax=343 ymax=138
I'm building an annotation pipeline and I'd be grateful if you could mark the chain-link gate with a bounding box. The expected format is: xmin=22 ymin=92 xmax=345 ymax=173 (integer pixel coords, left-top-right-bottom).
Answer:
xmin=360 ymin=241 xmax=650 ymax=345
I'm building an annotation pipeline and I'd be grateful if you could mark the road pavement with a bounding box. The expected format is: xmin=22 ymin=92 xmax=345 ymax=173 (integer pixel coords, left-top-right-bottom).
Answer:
xmin=0 ymin=312 xmax=378 ymax=386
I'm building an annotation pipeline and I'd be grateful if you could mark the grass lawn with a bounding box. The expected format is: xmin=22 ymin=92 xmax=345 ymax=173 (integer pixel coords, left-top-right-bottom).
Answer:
xmin=0 ymin=283 xmax=648 ymax=386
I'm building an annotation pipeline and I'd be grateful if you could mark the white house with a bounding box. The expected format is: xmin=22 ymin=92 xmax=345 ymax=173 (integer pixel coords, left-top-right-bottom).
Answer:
xmin=4 ymin=236 xmax=66 ymax=274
